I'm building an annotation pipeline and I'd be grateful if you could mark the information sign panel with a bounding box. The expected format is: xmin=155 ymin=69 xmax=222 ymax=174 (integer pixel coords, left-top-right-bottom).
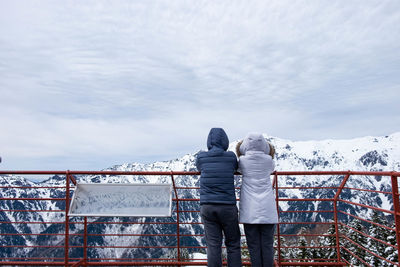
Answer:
xmin=68 ymin=183 xmax=172 ymax=217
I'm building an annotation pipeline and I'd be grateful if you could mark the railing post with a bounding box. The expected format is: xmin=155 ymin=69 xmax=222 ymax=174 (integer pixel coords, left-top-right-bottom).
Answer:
xmin=170 ymin=172 xmax=180 ymax=262
xmin=84 ymin=216 xmax=88 ymax=266
xmin=274 ymin=172 xmax=281 ymax=266
xmin=65 ymin=171 xmax=71 ymax=267
xmin=334 ymin=172 xmax=351 ymax=264
xmin=391 ymin=174 xmax=400 ymax=261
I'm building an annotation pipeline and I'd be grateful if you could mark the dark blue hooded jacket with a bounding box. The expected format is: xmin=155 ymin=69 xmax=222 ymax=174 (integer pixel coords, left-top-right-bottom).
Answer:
xmin=196 ymin=128 xmax=238 ymax=205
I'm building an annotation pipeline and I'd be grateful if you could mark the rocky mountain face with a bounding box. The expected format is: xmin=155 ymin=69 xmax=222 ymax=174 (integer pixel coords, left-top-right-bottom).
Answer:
xmin=1 ymin=132 xmax=399 ymax=259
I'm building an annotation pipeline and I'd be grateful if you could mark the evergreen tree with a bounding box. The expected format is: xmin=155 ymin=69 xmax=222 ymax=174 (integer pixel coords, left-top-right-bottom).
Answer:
xmin=310 ymin=240 xmax=321 ymax=262
xmin=347 ymin=219 xmax=368 ymax=266
xmin=366 ymin=210 xmax=388 ymax=266
xmin=165 ymin=247 xmax=192 ymax=265
xmin=277 ymin=235 xmax=289 ymax=263
xmin=318 ymin=224 xmax=337 ymax=260
xmin=296 ymin=227 xmax=312 ymax=261
xmin=241 ymin=240 xmax=250 ymax=262
xmin=284 ymin=237 xmax=298 ymax=264
xmin=383 ymin=222 xmax=398 ymax=266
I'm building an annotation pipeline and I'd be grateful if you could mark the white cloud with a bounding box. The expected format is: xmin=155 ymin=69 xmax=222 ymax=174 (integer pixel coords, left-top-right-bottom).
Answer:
xmin=0 ymin=0 xmax=399 ymax=170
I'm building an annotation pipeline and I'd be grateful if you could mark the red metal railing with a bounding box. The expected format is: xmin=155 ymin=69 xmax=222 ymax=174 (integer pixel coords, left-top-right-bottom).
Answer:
xmin=0 ymin=170 xmax=399 ymax=266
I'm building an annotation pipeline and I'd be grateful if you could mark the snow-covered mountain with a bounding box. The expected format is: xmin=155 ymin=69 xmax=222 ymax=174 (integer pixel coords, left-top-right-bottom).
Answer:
xmin=1 ymin=132 xmax=399 ymax=259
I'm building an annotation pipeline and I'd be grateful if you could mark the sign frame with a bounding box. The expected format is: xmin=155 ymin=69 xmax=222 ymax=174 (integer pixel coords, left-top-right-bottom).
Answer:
xmin=68 ymin=183 xmax=173 ymax=217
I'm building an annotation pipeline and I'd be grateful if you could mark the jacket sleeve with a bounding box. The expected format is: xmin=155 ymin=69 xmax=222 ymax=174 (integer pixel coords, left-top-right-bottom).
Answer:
xmin=195 ymin=153 xmax=202 ymax=171
xmin=229 ymin=151 xmax=238 ymax=171
xmin=237 ymin=157 xmax=242 ymax=174
xmin=234 ymin=157 xmax=238 ymax=171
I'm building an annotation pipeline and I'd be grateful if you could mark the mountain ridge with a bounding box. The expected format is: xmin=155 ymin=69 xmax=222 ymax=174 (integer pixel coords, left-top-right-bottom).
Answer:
xmin=1 ymin=131 xmax=399 ymax=259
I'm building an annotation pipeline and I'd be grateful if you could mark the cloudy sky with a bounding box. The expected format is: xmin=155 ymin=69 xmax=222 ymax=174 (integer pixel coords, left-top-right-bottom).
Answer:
xmin=1 ymin=0 xmax=399 ymax=171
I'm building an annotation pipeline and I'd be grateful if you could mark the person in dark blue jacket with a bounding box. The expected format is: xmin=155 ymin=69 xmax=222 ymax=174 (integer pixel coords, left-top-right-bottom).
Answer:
xmin=196 ymin=128 xmax=241 ymax=267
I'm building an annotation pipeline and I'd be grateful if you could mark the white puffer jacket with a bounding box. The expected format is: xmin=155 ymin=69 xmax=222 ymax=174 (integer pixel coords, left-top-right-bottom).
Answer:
xmin=238 ymin=133 xmax=279 ymax=224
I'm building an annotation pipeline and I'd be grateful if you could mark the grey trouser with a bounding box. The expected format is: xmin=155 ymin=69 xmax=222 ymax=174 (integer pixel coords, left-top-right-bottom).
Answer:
xmin=200 ymin=204 xmax=242 ymax=267
xmin=243 ymin=224 xmax=275 ymax=267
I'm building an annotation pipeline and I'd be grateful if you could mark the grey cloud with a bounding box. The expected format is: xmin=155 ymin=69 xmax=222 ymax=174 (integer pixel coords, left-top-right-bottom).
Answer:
xmin=1 ymin=0 xmax=399 ymax=171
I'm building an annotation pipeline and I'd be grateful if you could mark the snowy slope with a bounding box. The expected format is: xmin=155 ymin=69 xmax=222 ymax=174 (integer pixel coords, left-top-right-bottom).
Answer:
xmin=1 ymin=132 xmax=399 ymax=259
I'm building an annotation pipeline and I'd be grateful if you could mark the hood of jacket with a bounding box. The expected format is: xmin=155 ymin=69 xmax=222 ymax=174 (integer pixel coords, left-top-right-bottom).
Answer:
xmin=239 ymin=132 xmax=270 ymax=155
xmin=207 ymin=128 xmax=229 ymax=151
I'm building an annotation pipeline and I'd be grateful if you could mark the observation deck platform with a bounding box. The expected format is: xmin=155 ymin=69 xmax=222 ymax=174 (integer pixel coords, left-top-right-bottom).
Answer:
xmin=0 ymin=170 xmax=399 ymax=266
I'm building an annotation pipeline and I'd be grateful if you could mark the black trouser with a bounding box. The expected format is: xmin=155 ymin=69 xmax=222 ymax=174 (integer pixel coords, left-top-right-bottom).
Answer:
xmin=200 ymin=204 xmax=242 ymax=267
xmin=244 ymin=224 xmax=275 ymax=267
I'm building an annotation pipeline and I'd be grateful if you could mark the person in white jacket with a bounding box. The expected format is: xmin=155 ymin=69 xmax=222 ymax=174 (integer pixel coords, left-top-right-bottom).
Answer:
xmin=237 ymin=133 xmax=278 ymax=267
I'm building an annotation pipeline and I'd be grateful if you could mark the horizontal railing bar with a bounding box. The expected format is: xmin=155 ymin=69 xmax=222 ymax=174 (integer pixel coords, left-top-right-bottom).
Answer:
xmin=0 ymin=233 xmax=75 ymax=236
xmin=86 ymin=258 xmax=178 ymax=261
xmin=172 ymin=198 xmax=199 ymax=201
xmin=278 ymin=222 xmax=334 ymax=225
xmin=338 ymin=199 xmax=395 ymax=214
xmin=264 ymin=171 xmax=390 ymax=177
xmin=278 ymin=186 xmax=339 ymax=189
xmin=0 ymin=186 xmax=66 ymax=189
xmin=342 ymin=186 xmax=392 ymax=195
xmin=0 ymin=221 xmax=66 ymax=224
xmin=86 ymin=233 xmax=177 ymax=237
xmin=0 ymin=171 xmax=69 ymax=175
xmin=0 ymin=210 xmax=64 ymax=212
xmin=1 ymin=257 xmax=67 ymax=260
xmin=279 ymin=246 xmax=336 ymax=249
xmin=180 ymin=234 xmax=205 ymax=237
xmin=341 ymin=235 xmax=398 ymax=266
xmin=0 ymin=171 xmax=198 ymax=175
xmin=1 ymin=232 xmax=337 ymax=238
xmin=339 ymin=211 xmax=396 ymax=231
xmin=278 ymin=198 xmax=334 ymax=202
xmin=341 ymin=246 xmax=372 ymax=266
xmin=0 ymin=221 xmax=179 ymax=225
xmin=281 ymin=258 xmax=337 ymax=261
xmin=0 ymin=245 xmax=65 ymax=248
xmin=279 ymin=234 xmax=335 ymax=237
xmin=340 ymin=223 xmax=397 ymax=249
xmin=85 ymin=221 xmax=178 ymax=225
xmin=77 ymin=262 xmax=212 ymax=266
xmin=279 ymin=222 xmax=333 ymax=225
xmin=0 ymin=262 xmax=245 ymax=266
xmin=178 ymin=210 xmax=200 ymax=212
xmin=280 ymin=210 xmax=333 ymax=213
xmin=0 ymin=233 xmax=183 ymax=237
xmin=1 ymin=170 xmax=399 ymax=176
xmin=84 ymin=246 xmax=180 ymax=249
xmin=279 ymin=262 xmax=347 ymax=266
xmin=0 ymin=262 xmax=66 ymax=266
xmin=1 ymin=185 xmax=391 ymax=194
xmin=342 ymin=258 xmax=351 ymax=265
xmin=71 ymin=259 xmax=85 ymax=267
xmin=0 ymin=198 xmax=65 ymax=201
xmin=186 ymin=246 xmax=285 ymax=250
xmin=0 ymin=220 xmax=345 ymax=226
